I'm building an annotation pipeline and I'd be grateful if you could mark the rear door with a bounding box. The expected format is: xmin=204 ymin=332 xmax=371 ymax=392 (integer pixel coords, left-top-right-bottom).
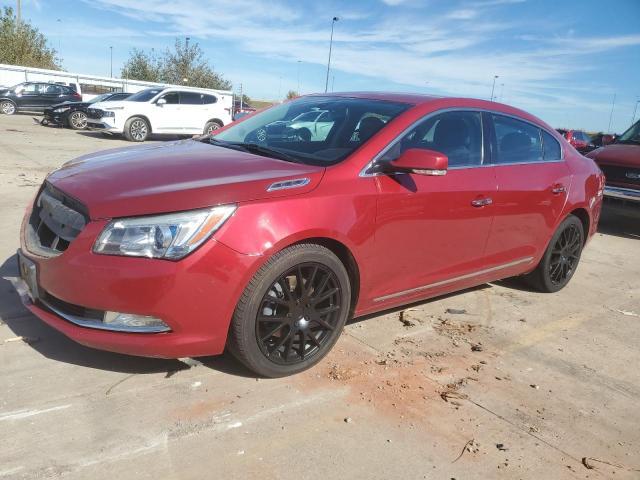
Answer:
xmin=484 ymin=113 xmax=570 ymax=267
xmin=41 ymin=84 xmax=66 ymax=108
xmin=179 ymin=91 xmax=207 ymax=132
xmin=16 ymin=83 xmax=44 ymax=109
xmin=370 ymin=110 xmax=498 ymax=303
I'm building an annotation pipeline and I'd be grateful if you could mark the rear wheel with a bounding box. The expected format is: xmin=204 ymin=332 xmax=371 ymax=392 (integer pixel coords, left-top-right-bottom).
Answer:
xmin=228 ymin=244 xmax=351 ymax=377
xmin=525 ymin=215 xmax=584 ymax=293
xmin=204 ymin=120 xmax=223 ymax=135
xmin=1 ymin=100 xmax=16 ymax=115
xmin=124 ymin=116 xmax=150 ymax=142
xmin=68 ymin=111 xmax=88 ymax=130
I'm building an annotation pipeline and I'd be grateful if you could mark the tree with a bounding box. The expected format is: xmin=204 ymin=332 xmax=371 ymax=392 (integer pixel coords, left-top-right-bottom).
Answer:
xmin=286 ymin=90 xmax=299 ymax=100
xmin=0 ymin=7 xmax=61 ymax=70
xmin=121 ymin=39 xmax=232 ymax=90
xmin=121 ymin=49 xmax=162 ymax=82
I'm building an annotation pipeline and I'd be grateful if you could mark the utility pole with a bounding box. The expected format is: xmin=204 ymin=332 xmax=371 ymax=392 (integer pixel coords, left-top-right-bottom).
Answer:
xmin=297 ymin=60 xmax=301 ymax=93
xmin=608 ymin=93 xmax=616 ymax=133
xmin=324 ymin=17 xmax=339 ymax=93
xmin=239 ymin=83 xmax=243 ymax=111
xmin=490 ymin=75 xmax=499 ymax=101
xmin=109 ymin=46 xmax=113 ymax=78
xmin=186 ymin=36 xmax=190 ymax=49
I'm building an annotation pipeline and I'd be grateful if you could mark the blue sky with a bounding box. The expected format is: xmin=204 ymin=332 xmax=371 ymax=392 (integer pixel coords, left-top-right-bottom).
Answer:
xmin=8 ymin=0 xmax=640 ymax=132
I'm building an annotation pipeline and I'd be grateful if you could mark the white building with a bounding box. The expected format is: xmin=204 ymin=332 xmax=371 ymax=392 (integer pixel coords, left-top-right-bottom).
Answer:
xmin=0 ymin=63 xmax=232 ymax=101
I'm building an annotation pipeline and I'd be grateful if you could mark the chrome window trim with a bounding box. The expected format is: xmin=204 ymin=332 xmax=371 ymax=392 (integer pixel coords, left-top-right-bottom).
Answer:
xmin=373 ymin=256 xmax=534 ymax=303
xmin=359 ymin=107 xmax=564 ymax=177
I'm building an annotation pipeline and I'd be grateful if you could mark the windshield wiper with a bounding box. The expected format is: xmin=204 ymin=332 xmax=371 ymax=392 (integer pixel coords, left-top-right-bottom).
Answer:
xmin=206 ymin=138 xmax=301 ymax=163
xmin=232 ymin=143 xmax=301 ymax=163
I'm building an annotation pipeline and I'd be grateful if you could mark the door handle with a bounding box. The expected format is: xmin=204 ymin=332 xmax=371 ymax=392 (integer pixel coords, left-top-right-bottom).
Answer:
xmin=471 ymin=197 xmax=493 ymax=207
xmin=551 ymin=184 xmax=567 ymax=194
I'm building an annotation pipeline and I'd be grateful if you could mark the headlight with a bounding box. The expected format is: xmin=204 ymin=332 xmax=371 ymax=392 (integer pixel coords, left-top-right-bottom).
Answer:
xmin=93 ymin=205 xmax=236 ymax=259
xmin=102 ymin=111 xmax=115 ymax=117
xmin=54 ymin=107 xmax=70 ymax=113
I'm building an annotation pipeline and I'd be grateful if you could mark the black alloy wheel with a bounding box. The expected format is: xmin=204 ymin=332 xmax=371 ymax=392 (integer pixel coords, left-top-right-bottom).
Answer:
xmin=256 ymin=263 xmax=342 ymax=365
xmin=228 ymin=243 xmax=351 ymax=377
xmin=548 ymin=223 xmax=582 ymax=286
xmin=525 ymin=215 xmax=584 ymax=293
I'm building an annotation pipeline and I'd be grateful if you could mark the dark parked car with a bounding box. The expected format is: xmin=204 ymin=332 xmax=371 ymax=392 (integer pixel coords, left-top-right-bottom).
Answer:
xmin=587 ymin=120 xmax=640 ymax=206
xmin=0 ymin=82 xmax=81 ymax=115
xmin=43 ymin=92 xmax=132 ymax=130
xmin=17 ymin=92 xmax=604 ymax=377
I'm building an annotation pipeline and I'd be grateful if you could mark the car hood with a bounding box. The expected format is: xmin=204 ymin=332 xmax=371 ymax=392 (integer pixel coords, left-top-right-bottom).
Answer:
xmin=587 ymin=143 xmax=639 ymax=167
xmin=46 ymin=140 xmax=325 ymax=220
xmin=91 ymin=100 xmax=130 ymax=110
xmin=49 ymin=101 xmax=90 ymax=110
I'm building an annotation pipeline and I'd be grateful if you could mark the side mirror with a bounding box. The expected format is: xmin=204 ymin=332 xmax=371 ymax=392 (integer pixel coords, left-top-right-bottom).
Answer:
xmin=156 ymin=98 xmax=166 ymax=106
xmin=602 ymin=134 xmax=613 ymax=146
xmin=390 ymin=148 xmax=448 ymax=176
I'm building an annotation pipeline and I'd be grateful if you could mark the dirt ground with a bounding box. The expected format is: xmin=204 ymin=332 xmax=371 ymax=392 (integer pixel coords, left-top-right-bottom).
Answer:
xmin=1 ymin=114 xmax=639 ymax=480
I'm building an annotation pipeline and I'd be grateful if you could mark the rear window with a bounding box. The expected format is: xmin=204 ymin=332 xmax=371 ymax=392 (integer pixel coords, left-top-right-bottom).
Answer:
xmin=180 ymin=92 xmax=204 ymax=104
xmin=492 ymin=114 xmax=543 ymax=164
xmin=202 ymin=95 xmax=217 ymax=104
xmin=542 ymin=131 xmax=562 ymax=161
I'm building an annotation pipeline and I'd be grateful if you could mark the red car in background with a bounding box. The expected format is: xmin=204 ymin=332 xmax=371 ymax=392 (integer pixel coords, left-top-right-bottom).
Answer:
xmin=558 ymin=129 xmax=596 ymax=154
xmin=17 ymin=93 xmax=604 ymax=377
xmin=587 ymin=119 xmax=640 ymax=205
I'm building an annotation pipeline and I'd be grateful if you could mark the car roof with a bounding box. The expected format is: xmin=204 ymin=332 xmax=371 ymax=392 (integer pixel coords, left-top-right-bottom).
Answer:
xmin=304 ymin=91 xmax=558 ymax=136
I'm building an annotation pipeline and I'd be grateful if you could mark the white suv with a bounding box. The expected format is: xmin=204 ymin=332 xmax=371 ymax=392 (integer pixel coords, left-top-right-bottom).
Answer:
xmin=86 ymin=87 xmax=233 ymax=141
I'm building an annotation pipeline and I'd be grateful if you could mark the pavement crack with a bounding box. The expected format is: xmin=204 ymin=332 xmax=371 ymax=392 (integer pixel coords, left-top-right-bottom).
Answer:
xmin=105 ymin=374 xmax=136 ymax=396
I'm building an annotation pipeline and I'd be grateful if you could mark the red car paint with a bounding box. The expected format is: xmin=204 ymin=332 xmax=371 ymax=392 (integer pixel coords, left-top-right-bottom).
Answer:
xmin=19 ymin=93 xmax=604 ymax=358
xmin=562 ymin=129 xmax=594 ymax=154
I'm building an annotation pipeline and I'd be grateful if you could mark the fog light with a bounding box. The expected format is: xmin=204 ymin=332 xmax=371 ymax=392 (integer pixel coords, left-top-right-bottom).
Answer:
xmin=103 ymin=311 xmax=170 ymax=332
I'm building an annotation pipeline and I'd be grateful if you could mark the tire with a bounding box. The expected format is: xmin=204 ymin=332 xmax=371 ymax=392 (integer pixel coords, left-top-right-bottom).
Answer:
xmin=68 ymin=111 xmax=87 ymax=130
xmin=228 ymin=244 xmax=351 ymax=377
xmin=1 ymin=100 xmax=16 ymax=115
xmin=525 ymin=215 xmax=584 ymax=293
xmin=124 ymin=116 xmax=150 ymax=142
xmin=204 ymin=120 xmax=223 ymax=135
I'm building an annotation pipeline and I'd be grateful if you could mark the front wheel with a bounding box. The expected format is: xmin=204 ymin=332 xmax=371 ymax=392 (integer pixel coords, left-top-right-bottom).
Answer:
xmin=525 ymin=215 xmax=584 ymax=293
xmin=1 ymin=101 xmax=16 ymax=115
xmin=204 ymin=120 xmax=223 ymax=135
xmin=124 ymin=116 xmax=150 ymax=142
xmin=68 ymin=111 xmax=87 ymax=130
xmin=228 ymin=244 xmax=351 ymax=377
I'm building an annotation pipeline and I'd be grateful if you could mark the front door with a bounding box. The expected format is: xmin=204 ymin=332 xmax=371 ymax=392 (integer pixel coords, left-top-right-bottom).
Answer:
xmin=483 ymin=113 xmax=571 ymax=267
xmin=369 ymin=110 xmax=497 ymax=304
xmin=153 ymin=91 xmax=182 ymax=131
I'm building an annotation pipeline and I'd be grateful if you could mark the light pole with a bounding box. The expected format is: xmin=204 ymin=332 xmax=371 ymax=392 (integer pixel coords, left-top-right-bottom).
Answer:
xmin=631 ymin=98 xmax=639 ymax=126
xmin=109 ymin=46 xmax=113 ymax=78
xmin=490 ymin=75 xmax=499 ymax=101
xmin=608 ymin=93 xmax=616 ymax=133
xmin=324 ymin=16 xmax=339 ymax=93
xmin=297 ymin=60 xmax=301 ymax=93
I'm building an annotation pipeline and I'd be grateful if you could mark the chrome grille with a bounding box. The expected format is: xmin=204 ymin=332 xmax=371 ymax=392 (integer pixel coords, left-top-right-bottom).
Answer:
xmin=600 ymin=165 xmax=640 ymax=187
xmin=28 ymin=184 xmax=87 ymax=255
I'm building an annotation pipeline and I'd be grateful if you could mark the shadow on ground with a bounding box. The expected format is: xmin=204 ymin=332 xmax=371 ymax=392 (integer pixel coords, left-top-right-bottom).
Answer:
xmin=0 ymin=254 xmax=255 ymax=378
xmin=597 ymin=202 xmax=640 ymax=240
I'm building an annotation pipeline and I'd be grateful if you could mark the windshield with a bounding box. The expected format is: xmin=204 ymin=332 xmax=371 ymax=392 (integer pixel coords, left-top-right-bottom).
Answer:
xmin=88 ymin=93 xmax=111 ymax=104
xmin=127 ymin=88 xmax=163 ymax=102
xmin=213 ymin=96 xmax=411 ymax=165
xmin=617 ymin=120 xmax=640 ymax=145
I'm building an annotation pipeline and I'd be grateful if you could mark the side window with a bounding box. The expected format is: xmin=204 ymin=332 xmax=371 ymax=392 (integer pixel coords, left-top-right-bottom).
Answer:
xmin=381 ymin=111 xmax=483 ymax=168
xmin=161 ymin=92 xmax=180 ymax=104
xmin=491 ymin=114 xmax=543 ymax=164
xmin=44 ymin=84 xmax=63 ymax=94
xmin=21 ymin=83 xmax=38 ymax=93
xmin=180 ymin=92 xmax=203 ymax=105
xmin=202 ymin=95 xmax=217 ymax=104
xmin=542 ymin=130 xmax=562 ymax=161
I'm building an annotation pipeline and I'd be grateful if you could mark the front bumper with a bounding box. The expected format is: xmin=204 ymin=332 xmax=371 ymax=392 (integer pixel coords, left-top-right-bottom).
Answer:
xmin=19 ymin=216 xmax=259 ymax=358
xmin=43 ymin=110 xmax=65 ymax=125
xmin=86 ymin=116 xmax=119 ymax=133
xmin=603 ymin=186 xmax=640 ymax=203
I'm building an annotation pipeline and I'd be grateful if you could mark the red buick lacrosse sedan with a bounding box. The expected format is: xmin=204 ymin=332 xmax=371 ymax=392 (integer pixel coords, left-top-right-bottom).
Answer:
xmin=18 ymin=93 xmax=604 ymax=377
